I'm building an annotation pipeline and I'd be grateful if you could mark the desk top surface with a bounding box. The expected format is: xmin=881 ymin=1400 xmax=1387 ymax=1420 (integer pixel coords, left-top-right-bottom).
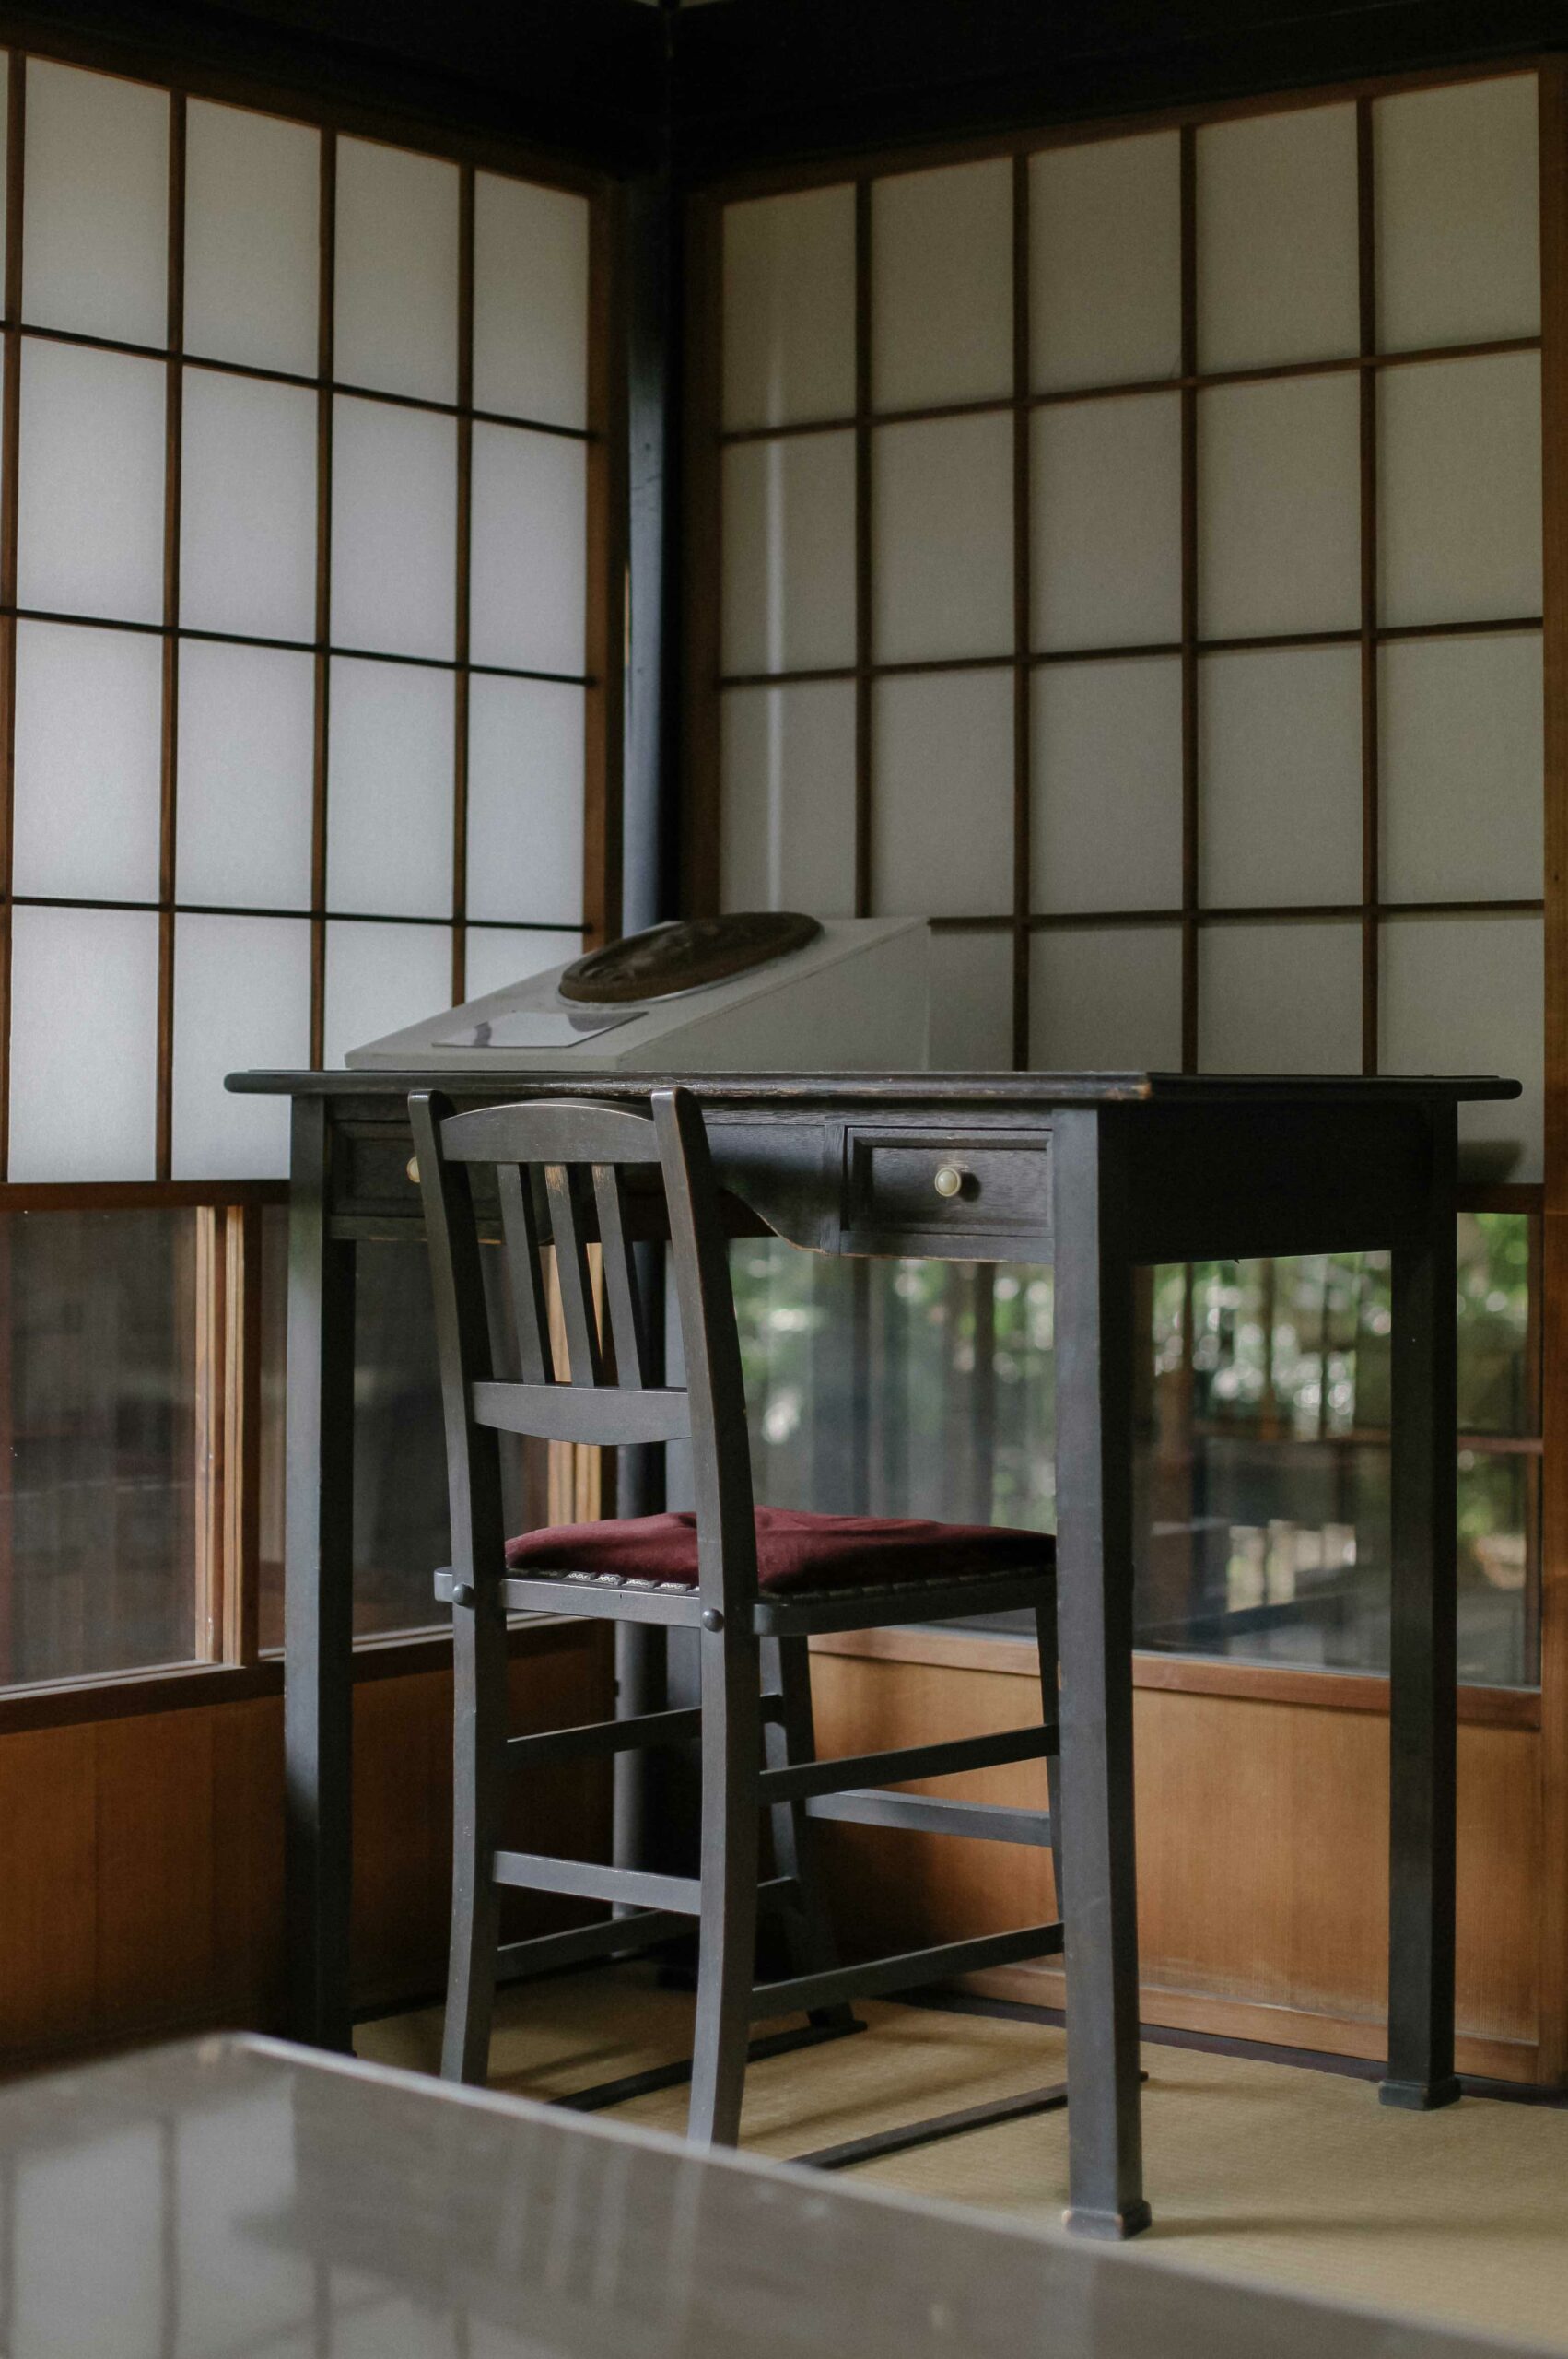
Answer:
xmin=228 ymin=1067 xmax=1519 ymax=1106
xmin=0 ymin=2033 xmax=1541 ymax=2359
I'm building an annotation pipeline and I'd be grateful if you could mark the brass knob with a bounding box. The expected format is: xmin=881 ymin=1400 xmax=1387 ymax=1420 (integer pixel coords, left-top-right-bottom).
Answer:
xmin=406 ymin=1156 xmax=420 ymax=1186
xmin=933 ymin=1163 xmax=965 ymax=1200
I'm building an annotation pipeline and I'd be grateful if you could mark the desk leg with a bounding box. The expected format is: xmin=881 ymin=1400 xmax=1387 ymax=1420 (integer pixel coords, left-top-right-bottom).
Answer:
xmin=285 ymin=1096 xmax=357 ymax=2051
xmin=1382 ymin=1109 xmax=1460 ymax=2110
xmin=1052 ymin=1109 xmax=1150 ymax=2238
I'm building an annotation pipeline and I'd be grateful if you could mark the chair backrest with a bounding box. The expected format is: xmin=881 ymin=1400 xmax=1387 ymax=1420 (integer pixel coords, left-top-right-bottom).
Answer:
xmin=409 ymin=1086 xmax=758 ymax=1614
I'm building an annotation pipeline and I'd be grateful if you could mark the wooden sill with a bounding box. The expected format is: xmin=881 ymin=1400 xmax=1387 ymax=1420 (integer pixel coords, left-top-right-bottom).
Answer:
xmin=807 ymin=1625 xmax=1541 ymax=1730
xmin=0 ymin=1614 xmax=585 ymax=1736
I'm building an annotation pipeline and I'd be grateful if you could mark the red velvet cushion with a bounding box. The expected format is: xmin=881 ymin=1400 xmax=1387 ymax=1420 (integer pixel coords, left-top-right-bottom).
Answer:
xmin=504 ymin=1506 xmax=1053 ymax=1597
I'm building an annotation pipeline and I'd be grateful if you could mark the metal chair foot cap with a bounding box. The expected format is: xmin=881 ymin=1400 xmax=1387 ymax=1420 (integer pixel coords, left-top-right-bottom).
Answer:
xmin=1062 ymin=2201 xmax=1153 ymax=2241
xmin=1379 ymin=2074 xmax=1462 ymax=2111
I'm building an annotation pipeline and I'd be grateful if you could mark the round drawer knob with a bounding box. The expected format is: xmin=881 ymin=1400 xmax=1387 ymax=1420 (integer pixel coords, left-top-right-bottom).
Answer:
xmin=406 ymin=1156 xmax=421 ymax=1187
xmin=933 ymin=1163 xmax=965 ymax=1200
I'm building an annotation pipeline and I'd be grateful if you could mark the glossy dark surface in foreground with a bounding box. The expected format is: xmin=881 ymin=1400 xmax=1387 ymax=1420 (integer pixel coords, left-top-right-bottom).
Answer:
xmin=0 ymin=2034 xmax=1543 ymax=2359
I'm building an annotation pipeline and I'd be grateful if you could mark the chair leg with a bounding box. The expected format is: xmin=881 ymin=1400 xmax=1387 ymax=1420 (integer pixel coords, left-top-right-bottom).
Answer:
xmin=688 ymin=1622 xmax=763 ymax=2149
xmin=1035 ymin=1592 xmax=1066 ymax=1925
xmin=440 ymin=1579 xmax=508 ymax=2084
xmin=764 ymin=1635 xmax=858 ymax=2031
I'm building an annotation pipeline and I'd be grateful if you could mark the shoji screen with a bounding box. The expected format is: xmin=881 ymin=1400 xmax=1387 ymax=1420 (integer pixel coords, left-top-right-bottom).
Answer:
xmin=1 ymin=57 xmax=593 ymax=1184
xmin=714 ymin=73 xmax=1543 ymax=1180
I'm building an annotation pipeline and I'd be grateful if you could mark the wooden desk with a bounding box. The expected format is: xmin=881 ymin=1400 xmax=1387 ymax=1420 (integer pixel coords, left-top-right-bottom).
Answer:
xmin=0 ymin=2031 xmax=1548 ymax=2359
xmin=228 ymin=1065 xmax=1515 ymax=2239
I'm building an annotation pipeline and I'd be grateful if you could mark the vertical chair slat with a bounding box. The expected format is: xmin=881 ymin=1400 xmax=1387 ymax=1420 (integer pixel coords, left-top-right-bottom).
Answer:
xmin=497 ymin=1163 xmax=554 ymax=1385
xmin=546 ymin=1161 xmax=604 ymax=1386
xmin=593 ymin=1163 xmax=649 ymax=1388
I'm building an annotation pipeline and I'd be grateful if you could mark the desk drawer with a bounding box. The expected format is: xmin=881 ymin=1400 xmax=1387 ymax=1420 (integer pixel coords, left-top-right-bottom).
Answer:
xmin=844 ymin=1131 xmax=1051 ymax=1252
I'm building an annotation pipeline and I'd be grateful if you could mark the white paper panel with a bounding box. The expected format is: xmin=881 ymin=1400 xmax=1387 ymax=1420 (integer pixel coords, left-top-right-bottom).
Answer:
xmin=473 ymin=173 xmax=589 ymax=427
xmin=18 ymin=343 xmax=165 ymax=623
xmin=873 ymin=414 xmax=1012 ymax=664
xmin=331 ymin=396 xmax=456 ymax=659
xmin=872 ymin=160 xmax=1012 ymax=409
xmin=929 ymin=929 xmax=1012 ymax=1070
xmin=1380 ymin=631 xmax=1542 ymax=904
xmin=872 ymin=670 xmax=1012 ymax=918
xmin=467 ymin=675 xmax=585 ymax=923
xmin=1377 ymin=353 xmax=1541 ymax=628
xmin=1200 ymin=646 xmax=1363 ymax=906
xmin=1032 ymin=393 xmax=1181 ymax=651
xmin=323 ymin=919 xmax=452 ymax=1069
xmin=171 ymin=915 xmax=310 ymax=1178
xmin=184 ymin=102 xmax=319 ymax=373
xmin=1199 ymin=921 xmax=1362 ymax=1073
xmin=327 ymin=658 xmax=453 ymax=917
xmin=1381 ymin=912 xmax=1542 ymax=1180
xmin=464 ymin=926 xmax=582 ymax=1000
xmin=1032 ymin=658 xmax=1181 ymax=912
xmin=721 ymin=433 xmax=855 ymax=676
xmin=1199 ymin=374 xmax=1360 ymax=639
xmin=334 ymin=137 xmax=458 ymax=403
xmin=469 ymin=424 xmax=586 ymax=675
xmin=11 ymin=623 xmax=162 ymax=900
xmin=1031 ymin=924 xmax=1182 ymax=1070
xmin=181 ymin=371 xmax=317 ymax=641
xmin=1197 ymin=104 xmax=1359 ymax=371
xmin=1030 ymin=133 xmax=1181 ymax=393
xmin=8 ymin=907 xmax=158 ymax=1179
xmin=722 ymin=185 xmax=856 ymax=432
xmin=177 ymin=640 xmax=315 ymax=910
xmin=23 ymin=62 xmax=167 ymax=345
xmin=1375 ymin=76 xmax=1539 ymax=353
xmin=721 ymin=681 xmax=855 ymax=915
xmin=720 ymin=681 xmax=856 ymax=915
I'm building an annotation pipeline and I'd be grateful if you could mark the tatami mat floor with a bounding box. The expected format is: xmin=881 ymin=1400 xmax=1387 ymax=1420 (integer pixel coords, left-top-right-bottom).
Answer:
xmin=357 ymin=1966 xmax=1568 ymax=2352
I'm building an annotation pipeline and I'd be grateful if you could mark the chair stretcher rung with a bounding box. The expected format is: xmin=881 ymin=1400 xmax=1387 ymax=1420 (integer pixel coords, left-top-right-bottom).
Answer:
xmin=805 ymin=1789 xmax=1052 ymax=1846
xmin=507 ymin=1705 xmax=704 ymax=1766
xmin=492 ymin=1851 xmax=701 ymax=1915
xmin=496 ymin=1909 xmax=688 ymax=1980
xmin=751 ymin=1920 xmax=1064 ymax=2019
xmin=758 ymin=1722 xmax=1055 ymax=1806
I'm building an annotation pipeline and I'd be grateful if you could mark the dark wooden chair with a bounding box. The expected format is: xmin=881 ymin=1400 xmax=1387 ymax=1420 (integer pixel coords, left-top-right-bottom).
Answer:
xmin=411 ymin=1084 xmax=1064 ymax=2149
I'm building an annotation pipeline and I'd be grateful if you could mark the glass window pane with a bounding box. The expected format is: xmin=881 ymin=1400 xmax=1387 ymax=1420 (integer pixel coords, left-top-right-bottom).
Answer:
xmin=12 ymin=621 xmax=162 ymax=901
xmin=176 ymin=640 xmax=315 ymax=910
xmin=473 ymin=172 xmax=589 ymax=428
xmin=181 ymin=371 xmax=317 ymax=642
xmin=23 ymin=61 xmax=167 ymax=346
xmin=721 ymin=432 xmax=855 ymax=676
xmin=333 ymin=136 xmax=458 ymax=404
xmin=1032 ymin=656 xmax=1181 ymax=913
xmin=1031 ymin=923 xmax=1182 ymax=1070
xmin=1032 ymin=394 xmax=1181 ymax=651
xmin=1196 ymin=103 xmax=1359 ymax=371
xmin=1375 ymin=76 xmax=1540 ymax=353
xmin=1199 ymin=374 xmax=1361 ymax=640
xmin=469 ymin=424 xmax=586 ymax=676
xmin=171 ymin=914 xmax=310 ymax=1180
xmin=720 ymin=680 xmax=856 ymax=916
xmin=872 ymin=159 xmax=1012 ymax=410
xmin=331 ymin=395 xmax=456 ymax=660
xmin=9 ymin=908 xmax=159 ymax=1180
xmin=467 ymin=676 xmax=584 ymax=925
xmin=1380 ymin=631 xmax=1542 ymax=905
xmin=1200 ymin=646 xmax=1363 ymax=907
xmin=1457 ymin=1211 xmax=1535 ymax=1436
xmin=326 ymin=657 xmax=453 ymax=919
xmin=463 ymin=927 xmax=581 ymax=1000
xmin=929 ymin=928 xmax=1012 ymax=1070
xmin=1030 ymin=132 xmax=1180 ymax=393
xmin=873 ymin=413 xmax=1012 ymax=664
xmin=722 ymin=185 xmax=855 ymax=432
xmin=18 ymin=343 xmax=165 ymax=624
xmin=1377 ymin=352 xmax=1542 ymax=628
xmin=872 ymin=670 xmax=1012 ymax=918
xmin=184 ymin=101 xmax=320 ymax=375
xmin=349 ymin=1239 xmax=452 ymax=1637
xmin=0 ymin=1208 xmax=200 ymax=1686
xmin=323 ymin=918 xmax=451 ymax=1069
xmin=1199 ymin=919 xmax=1362 ymax=1074
xmin=1381 ymin=912 xmax=1543 ymax=1182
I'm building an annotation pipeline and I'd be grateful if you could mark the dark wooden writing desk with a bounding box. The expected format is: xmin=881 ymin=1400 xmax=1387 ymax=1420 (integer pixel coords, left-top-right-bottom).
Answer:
xmin=228 ymin=1064 xmax=1515 ymax=2239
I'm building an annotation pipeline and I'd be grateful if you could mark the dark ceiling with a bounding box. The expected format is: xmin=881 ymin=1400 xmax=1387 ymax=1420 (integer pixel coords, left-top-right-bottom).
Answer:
xmin=6 ymin=0 xmax=1563 ymax=179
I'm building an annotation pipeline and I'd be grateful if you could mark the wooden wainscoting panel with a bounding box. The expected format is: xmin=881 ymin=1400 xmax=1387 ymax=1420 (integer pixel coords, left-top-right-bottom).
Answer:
xmin=94 ymin=1708 xmax=219 ymax=2029
xmin=0 ymin=1725 xmax=98 ymax=2054
xmin=209 ymin=1693 xmax=285 ymax=2025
